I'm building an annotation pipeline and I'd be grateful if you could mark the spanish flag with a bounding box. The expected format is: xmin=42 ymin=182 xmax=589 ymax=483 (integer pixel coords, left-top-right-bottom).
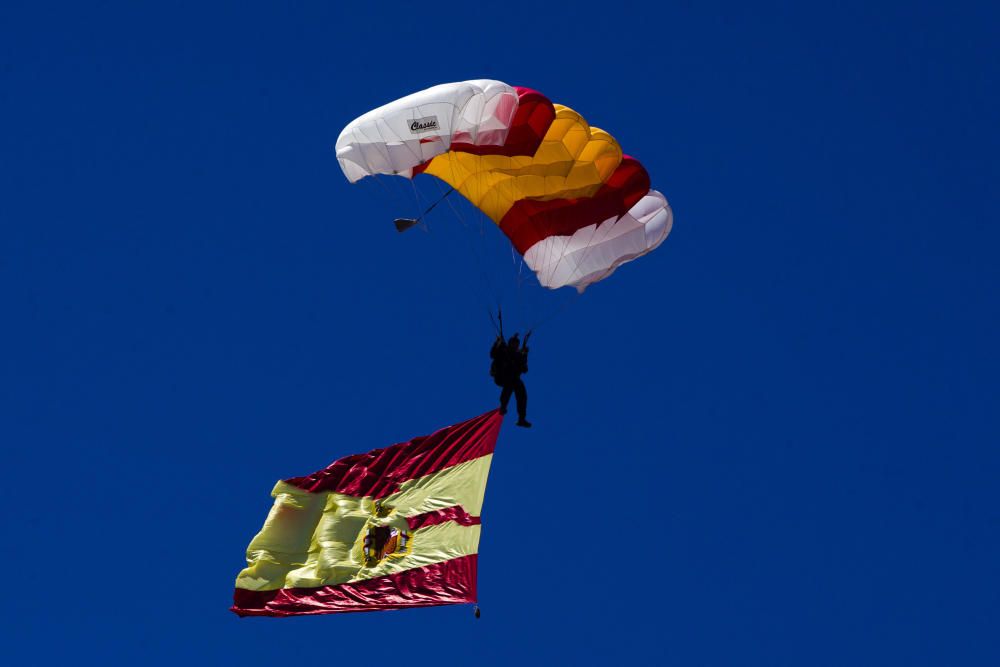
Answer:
xmin=231 ymin=410 xmax=502 ymax=616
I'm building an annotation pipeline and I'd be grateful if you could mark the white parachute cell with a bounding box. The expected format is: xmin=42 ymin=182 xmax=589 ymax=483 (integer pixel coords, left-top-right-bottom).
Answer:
xmin=522 ymin=190 xmax=673 ymax=292
xmin=336 ymin=80 xmax=518 ymax=183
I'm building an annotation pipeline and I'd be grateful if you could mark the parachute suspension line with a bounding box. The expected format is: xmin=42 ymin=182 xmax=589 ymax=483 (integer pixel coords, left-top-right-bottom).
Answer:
xmin=370 ymin=175 xmax=419 ymax=233
xmin=439 ymin=156 xmax=528 ymax=331
xmin=456 ymin=202 xmax=504 ymax=320
xmin=364 ymin=173 xmax=406 ymax=209
xmin=407 ymin=177 xmax=430 ymax=229
xmin=413 ymin=174 xmax=503 ymax=329
xmin=448 ymin=205 xmax=505 ymax=324
xmin=413 ymin=126 xmax=559 ymax=334
xmin=510 ymin=243 xmax=532 ymax=335
xmin=527 ymin=289 xmax=581 ymax=334
xmin=438 ymin=152 xmax=507 ymax=322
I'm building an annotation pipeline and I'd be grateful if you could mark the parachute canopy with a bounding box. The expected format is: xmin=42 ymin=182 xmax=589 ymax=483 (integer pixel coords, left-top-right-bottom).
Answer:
xmin=337 ymin=80 xmax=673 ymax=291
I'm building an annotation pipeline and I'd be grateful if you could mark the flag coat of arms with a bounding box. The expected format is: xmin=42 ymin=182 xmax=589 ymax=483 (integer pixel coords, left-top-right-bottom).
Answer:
xmin=232 ymin=409 xmax=502 ymax=616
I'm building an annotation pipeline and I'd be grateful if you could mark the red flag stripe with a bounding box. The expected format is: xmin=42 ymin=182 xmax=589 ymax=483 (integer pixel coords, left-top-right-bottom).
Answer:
xmin=283 ymin=410 xmax=502 ymax=498
xmin=406 ymin=505 xmax=482 ymax=531
xmin=231 ymin=555 xmax=478 ymax=617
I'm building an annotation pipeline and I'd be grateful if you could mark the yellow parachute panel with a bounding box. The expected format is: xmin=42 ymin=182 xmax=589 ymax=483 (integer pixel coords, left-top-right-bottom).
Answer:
xmin=421 ymin=104 xmax=623 ymax=223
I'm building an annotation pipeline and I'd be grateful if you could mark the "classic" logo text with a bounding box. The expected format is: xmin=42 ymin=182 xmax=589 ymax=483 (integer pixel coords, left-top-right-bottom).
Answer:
xmin=408 ymin=116 xmax=440 ymax=134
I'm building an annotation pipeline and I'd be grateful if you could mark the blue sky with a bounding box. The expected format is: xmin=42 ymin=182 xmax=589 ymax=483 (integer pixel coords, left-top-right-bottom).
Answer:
xmin=2 ymin=1 xmax=998 ymax=665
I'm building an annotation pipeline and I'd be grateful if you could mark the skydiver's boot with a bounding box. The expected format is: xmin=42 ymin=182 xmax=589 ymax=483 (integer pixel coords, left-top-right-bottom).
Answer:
xmin=516 ymin=419 xmax=532 ymax=428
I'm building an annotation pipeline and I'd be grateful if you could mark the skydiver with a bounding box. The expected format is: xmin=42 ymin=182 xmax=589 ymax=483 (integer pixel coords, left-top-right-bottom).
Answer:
xmin=490 ymin=331 xmax=532 ymax=427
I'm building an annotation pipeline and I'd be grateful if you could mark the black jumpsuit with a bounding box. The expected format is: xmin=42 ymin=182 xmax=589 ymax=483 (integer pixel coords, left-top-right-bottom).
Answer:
xmin=490 ymin=337 xmax=528 ymax=422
